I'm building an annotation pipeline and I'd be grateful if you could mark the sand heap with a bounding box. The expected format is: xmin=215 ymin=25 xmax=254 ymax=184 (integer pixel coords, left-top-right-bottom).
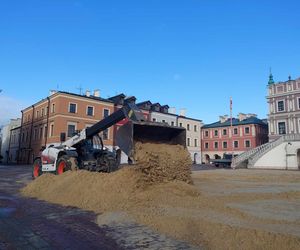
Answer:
xmin=133 ymin=142 xmax=193 ymax=185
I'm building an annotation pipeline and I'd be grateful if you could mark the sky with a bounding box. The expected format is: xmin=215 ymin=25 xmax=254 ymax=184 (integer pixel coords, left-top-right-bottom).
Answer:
xmin=0 ymin=0 xmax=300 ymax=126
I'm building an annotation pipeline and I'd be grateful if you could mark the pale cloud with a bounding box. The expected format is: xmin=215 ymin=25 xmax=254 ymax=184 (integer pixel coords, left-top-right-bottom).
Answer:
xmin=0 ymin=95 xmax=28 ymax=126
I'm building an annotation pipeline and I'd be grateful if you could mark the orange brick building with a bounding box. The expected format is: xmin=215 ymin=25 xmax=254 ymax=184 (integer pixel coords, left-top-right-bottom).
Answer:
xmin=19 ymin=91 xmax=114 ymax=164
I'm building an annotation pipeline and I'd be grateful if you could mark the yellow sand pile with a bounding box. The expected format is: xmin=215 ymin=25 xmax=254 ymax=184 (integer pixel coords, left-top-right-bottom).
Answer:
xmin=133 ymin=142 xmax=193 ymax=185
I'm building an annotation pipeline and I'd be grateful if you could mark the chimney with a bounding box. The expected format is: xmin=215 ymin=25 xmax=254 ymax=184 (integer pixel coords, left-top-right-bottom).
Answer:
xmin=179 ymin=108 xmax=186 ymax=117
xmin=238 ymin=113 xmax=247 ymax=121
xmin=246 ymin=113 xmax=257 ymax=118
xmin=168 ymin=107 xmax=176 ymax=114
xmin=49 ymin=90 xmax=57 ymax=96
xmin=93 ymin=89 xmax=100 ymax=97
xmin=85 ymin=90 xmax=90 ymax=97
xmin=219 ymin=115 xmax=228 ymax=123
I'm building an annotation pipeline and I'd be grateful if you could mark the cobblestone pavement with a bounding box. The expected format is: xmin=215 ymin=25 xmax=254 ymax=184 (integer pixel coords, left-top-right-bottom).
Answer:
xmin=0 ymin=165 xmax=199 ymax=250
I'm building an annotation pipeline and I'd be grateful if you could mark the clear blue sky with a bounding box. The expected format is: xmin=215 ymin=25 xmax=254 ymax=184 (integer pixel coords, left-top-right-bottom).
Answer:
xmin=0 ymin=0 xmax=299 ymax=125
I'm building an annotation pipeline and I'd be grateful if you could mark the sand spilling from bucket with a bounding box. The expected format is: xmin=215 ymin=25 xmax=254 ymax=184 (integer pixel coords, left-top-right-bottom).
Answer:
xmin=133 ymin=142 xmax=193 ymax=185
xmin=21 ymin=144 xmax=300 ymax=249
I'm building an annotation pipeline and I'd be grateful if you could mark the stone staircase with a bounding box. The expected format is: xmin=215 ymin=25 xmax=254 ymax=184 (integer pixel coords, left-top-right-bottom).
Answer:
xmin=231 ymin=134 xmax=300 ymax=169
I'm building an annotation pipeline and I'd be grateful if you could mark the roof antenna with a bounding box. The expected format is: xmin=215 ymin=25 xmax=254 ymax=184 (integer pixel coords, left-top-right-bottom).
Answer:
xmin=76 ymin=85 xmax=83 ymax=95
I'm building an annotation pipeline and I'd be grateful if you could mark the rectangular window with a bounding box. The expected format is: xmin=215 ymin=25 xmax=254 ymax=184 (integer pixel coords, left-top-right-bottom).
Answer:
xmin=234 ymin=141 xmax=238 ymax=148
xmin=153 ymin=118 xmax=156 ymax=122
xmin=87 ymin=106 xmax=94 ymax=116
xmin=162 ymin=119 xmax=166 ymax=123
xmin=40 ymin=127 xmax=43 ymax=139
xmin=298 ymin=98 xmax=300 ymax=109
xmin=278 ymin=122 xmax=286 ymax=135
xmin=194 ymin=139 xmax=198 ymax=147
xmin=44 ymin=126 xmax=47 ymax=138
xmin=194 ymin=125 xmax=197 ymax=132
xmin=41 ymin=108 xmax=44 ymax=117
xmin=214 ymin=142 xmax=218 ymax=149
xmin=187 ymin=138 xmax=190 ymax=146
xmin=51 ymin=103 xmax=55 ymax=113
xmin=223 ymin=141 xmax=227 ymax=148
xmin=245 ymin=140 xmax=251 ymax=148
xmin=234 ymin=128 xmax=238 ymax=135
xmin=205 ymin=142 xmax=209 ymax=149
xmin=69 ymin=103 xmax=77 ymax=113
xmin=214 ymin=130 xmax=218 ymax=136
xmin=187 ymin=124 xmax=190 ymax=131
xmin=67 ymin=124 xmax=76 ymax=137
xmin=205 ymin=130 xmax=209 ymax=137
xmin=171 ymin=121 xmax=174 ymax=126
xmin=103 ymin=109 xmax=110 ymax=118
xmin=277 ymin=100 xmax=284 ymax=112
xmin=50 ymin=124 xmax=54 ymax=136
xmin=245 ymin=127 xmax=250 ymax=134
xmin=36 ymin=110 xmax=39 ymax=118
xmin=103 ymin=129 xmax=109 ymax=140
xmin=223 ymin=129 xmax=227 ymax=136
xmin=179 ymin=123 xmax=182 ymax=127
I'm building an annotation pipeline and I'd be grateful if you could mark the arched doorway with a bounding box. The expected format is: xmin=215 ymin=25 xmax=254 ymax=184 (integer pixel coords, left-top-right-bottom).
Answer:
xmin=205 ymin=154 xmax=210 ymax=164
xmin=214 ymin=154 xmax=221 ymax=159
xmin=193 ymin=153 xmax=198 ymax=164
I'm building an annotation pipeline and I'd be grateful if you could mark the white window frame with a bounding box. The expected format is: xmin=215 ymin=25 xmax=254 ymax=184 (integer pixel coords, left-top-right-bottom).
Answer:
xmin=51 ymin=103 xmax=55 ymax=113
xmin=69 ymin=102 xmax=77 ymax=113
xmin=86 ymin=105 xmax=94 ymax=116
xmin=103 ymin=108 xmax=110 ymax=118
xmin=194 ymin=138 xmax=198 ymax=147
xmin=244 ymin=140 xmax=251 ymax=148
xmin=187 ymin=137 xmax=190 ymax=147
xmin=276 ymin=99 xmax=285 ymax=112
xmin=233 ymin=140 xmax=239 ymax=148
xmin=50 ymin=123 xmax=54 ymax=137
xmin=297 ymin=97 xmax=300 ymax=110
xmin=244 ymin=126 xmax=250 ymax=134
xmin=205 ymin=142 xmax=209 ymax=149
xmin=214 ymin=141 xmax=218 ymax=149
xmin=67 ymin=122 xmax=77 ymax=137
xmin=223 ymin=141 xmax=228 ymax=149
xmin=277 ymin=120 xmax=286 ymax=135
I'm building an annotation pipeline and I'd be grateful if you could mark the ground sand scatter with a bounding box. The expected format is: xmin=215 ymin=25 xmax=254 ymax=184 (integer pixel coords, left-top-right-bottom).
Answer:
xmin=22 ymin=144 xmax=300 ymax=249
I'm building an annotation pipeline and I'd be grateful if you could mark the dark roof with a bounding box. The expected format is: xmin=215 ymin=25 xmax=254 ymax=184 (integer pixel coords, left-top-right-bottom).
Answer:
xmin=178 ymin=116 xmax=202 ymax=122
xmin=136 ymin=100 xmax=152 ymax=106
xmin=161 ymin=105 xmax=170 ymax=109
xmin=202 ymin=117 xmax=267 ymax=128
xmin=108 ymin=93 xmax=126 ymax=100
xmin=152 ymin=103 xmax=161 ymax=107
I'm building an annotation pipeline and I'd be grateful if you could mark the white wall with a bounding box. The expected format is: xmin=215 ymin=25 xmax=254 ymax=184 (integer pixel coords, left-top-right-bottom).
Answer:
xmin=253 ymin=141 xmax=300 ymax=170
xmin=150 ymin=112 xmax=177 ymax=125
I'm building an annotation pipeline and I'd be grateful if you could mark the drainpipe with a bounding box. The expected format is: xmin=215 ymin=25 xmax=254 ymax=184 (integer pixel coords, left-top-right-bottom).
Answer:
xmin=27 ymin=105 xmax=35 ymax=164
xmin=44 ymin=97 xmax=50 ymax=147
xmin=17 ymin=111 xmax=24 ymax=164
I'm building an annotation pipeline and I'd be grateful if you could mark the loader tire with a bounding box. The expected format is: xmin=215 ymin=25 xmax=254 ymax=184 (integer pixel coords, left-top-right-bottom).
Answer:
xmin=32 ymin=158 xmax=43 ymax=179
xmin=103 ymin=154 xmax=118 ymax=173
xmin=56 ymin=155 xmax=72 ymax=175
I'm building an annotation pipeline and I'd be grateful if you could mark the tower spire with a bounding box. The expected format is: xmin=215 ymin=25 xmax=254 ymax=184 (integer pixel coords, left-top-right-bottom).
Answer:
xmin=268 ymin=67 xmax=274 ymax=85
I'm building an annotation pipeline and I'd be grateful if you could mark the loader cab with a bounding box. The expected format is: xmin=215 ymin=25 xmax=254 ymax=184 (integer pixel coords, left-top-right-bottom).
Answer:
xmin=75 ymin=134 xmax=106 ymax=167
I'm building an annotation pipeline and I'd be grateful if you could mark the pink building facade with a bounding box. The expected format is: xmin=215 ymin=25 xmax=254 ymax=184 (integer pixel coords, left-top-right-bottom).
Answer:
xmin=201 ymin=114 xmax=268 ymax=163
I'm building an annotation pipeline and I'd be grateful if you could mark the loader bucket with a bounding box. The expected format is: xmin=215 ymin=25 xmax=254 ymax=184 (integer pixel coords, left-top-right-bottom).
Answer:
xmin=115 ymin=121 xmax=186 ymax=158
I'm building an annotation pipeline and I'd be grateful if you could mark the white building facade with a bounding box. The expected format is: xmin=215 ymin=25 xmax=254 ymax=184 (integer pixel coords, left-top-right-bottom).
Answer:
xmin=267 ymin=74 xmax=300 ymax=141
xmin=0 ymin=118 xmax=21 ymax=163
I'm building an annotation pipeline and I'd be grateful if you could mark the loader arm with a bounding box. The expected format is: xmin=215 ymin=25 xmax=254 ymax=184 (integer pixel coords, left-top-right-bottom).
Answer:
xmin=62 ymin=102 xmax=146 ymax=148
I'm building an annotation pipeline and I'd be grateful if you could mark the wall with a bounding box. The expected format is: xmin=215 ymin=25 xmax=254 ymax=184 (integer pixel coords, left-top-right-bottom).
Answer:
xmin=253 ymin=141 xmax=300 ymax=170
